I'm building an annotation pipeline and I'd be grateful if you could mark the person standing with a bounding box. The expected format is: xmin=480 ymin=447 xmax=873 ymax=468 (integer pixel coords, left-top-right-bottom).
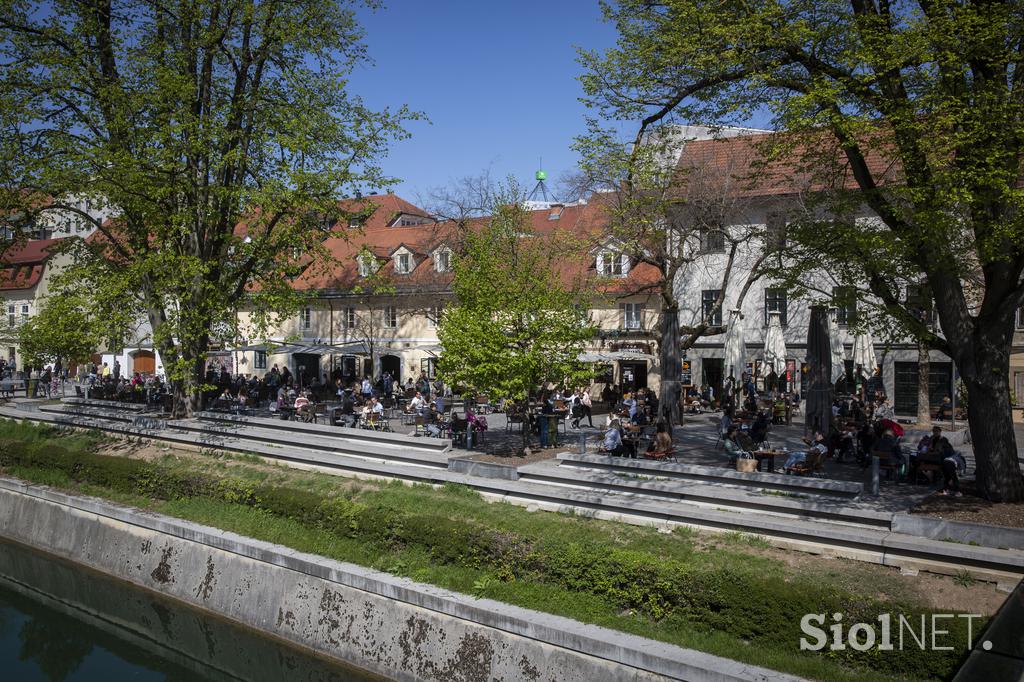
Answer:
xmin=580 ymin=387 xmax=594 ymax=428
xmin=113 ymin=359 xmax=121 ymax=381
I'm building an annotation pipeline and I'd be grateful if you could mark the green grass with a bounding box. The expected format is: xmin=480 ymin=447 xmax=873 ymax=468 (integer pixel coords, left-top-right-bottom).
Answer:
xmin=0 ymin=421 xmax=980 ymax=682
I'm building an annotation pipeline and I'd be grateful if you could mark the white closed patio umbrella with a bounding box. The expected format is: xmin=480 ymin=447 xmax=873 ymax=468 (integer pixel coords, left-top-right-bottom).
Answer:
xmin=852 ymin=329 xmax=877 ymax=378
xmin=828 ymin=308 xmax=846 ymax=384
xmin=763 ymin=311 xmax=787 ymax=376
xmin=723 ymin=309 xmax=746 ymax=380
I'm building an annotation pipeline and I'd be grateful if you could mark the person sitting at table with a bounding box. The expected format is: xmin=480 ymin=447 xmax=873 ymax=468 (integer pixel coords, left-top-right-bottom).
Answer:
xmin=723 ymin=425 xmax=746 ymax=465
xmin=338 ymin=392 xmax=357 ymax=427
xmin=742 ymin=392 xmax=757 ymax=414
xmin=602 ymin=420 xmax=625 ymax=456
xmin=408 ymin=391 xmax=426 ymax=413
xmin=870 ymin=428 xmax=905 ymax=478
xmin=646 ymin=422 xmax=674 ymax=459
xmin=426 ymin=403 xmax=447 ymax=438
xmin=294 ymin=390 xmax=313 ymax=422
xmin=936 ymin=395 xmax=953 ymax=421
xmin=368 ymin=396 xmax=385 ymax=422
xmin=784 ymin=431 xmax=827 ymax=473
xmin=749 ymin=411 xmax=770 ymax=445
xmin=219 ymin=387 xmax=234 ymax=403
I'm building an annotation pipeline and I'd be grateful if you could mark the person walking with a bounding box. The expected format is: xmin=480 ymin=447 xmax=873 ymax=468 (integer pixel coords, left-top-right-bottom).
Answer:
xmin=580 ymin=387 xmax=594 ymax=428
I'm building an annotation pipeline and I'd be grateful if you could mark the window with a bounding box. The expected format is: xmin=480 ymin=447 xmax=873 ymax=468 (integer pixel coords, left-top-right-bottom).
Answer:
xmin=300 ymin=307 xmax=311 ymax=331
xmin=384 ymin=305 xmax=398 ymax=329
xmin=435 ymin=250 xmax=451 ymax=272
xmin=395 ymin=252 xmax=411 ymax=274
xmin=701 ymin=289 xmax=723 ymax=326
xmin=598 ymin=251 xmax=627 ymax=276
xmin=700 ymin=228 xmax=726 ymax=254
xmin=1018 ymin=307 xmax=1024 ymax=330
xmin=905 ymin=284 xmax=934 ymax=324
xmin=622 ymin=303 xmax=643 ymax=330
xmin=764 ymin=288 xmax=788 ymax=326
xmin=20 ymin=304 xmax=28 ymax=324
xmin=345 ymin=307 xmax=357 ymax=329
xmin=254 ymin=350 xmax=267 ymax=370
xmin=427 ymin=305 xmax=442 ymax=328
xmin=6 ymin=304 xmax=13 ymax=328
xmin=358 ymin=255 xmax=373 ymax=277
xmin=766 ymin=214 xmax=787 ymax=250
xmin=833 ymin=286 xmax=857 ymax=326
xmin=421 ymin=357 xmax=437 ymax=378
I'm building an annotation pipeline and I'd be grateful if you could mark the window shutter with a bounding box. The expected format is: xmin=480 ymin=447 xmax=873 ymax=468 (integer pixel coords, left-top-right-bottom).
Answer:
xmin=620 ymin=255 xmax=631 ymax=276
xmin=596 ymin=252 xmax=605 ymax=275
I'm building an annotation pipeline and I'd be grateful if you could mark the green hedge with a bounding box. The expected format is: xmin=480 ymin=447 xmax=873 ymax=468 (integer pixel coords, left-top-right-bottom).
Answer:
xmin=0 ymin=437 xmax=973 ymax=680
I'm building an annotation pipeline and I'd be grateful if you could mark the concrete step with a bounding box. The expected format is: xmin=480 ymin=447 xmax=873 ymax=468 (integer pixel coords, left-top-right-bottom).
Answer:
xmin=61 ymin=397 xmax=147 ymax=412
xmin=196 ymin=411 xmax=451 ymax=454
xmin=556 ymin=453 xmax=863 ymax=498
xmin=520 ymin=460 xmax=891 ymax=529
xmin=172 ymin=418 xmax=451 ymax=469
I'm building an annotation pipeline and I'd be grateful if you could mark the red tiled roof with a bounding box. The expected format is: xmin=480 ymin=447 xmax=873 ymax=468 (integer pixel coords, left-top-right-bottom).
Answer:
xmin=295 ymin=195 xmax=662 ymax=297
xmin=0 ymin=237 xmax=65 ymax=290
xmin=674 ymin=130 xmax=903 ymax=199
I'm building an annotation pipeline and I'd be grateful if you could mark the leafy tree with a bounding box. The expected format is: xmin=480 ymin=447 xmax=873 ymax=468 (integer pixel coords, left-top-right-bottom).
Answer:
xmin=17 ymin=293 xmax=99 ymax=371
xmin=0 ymin=0 xmax=417 ymax=415
xmin=579 ymin=0 xmax=1024 ymax=501
xmin=437 ymin=184 xmax=595 ymax=441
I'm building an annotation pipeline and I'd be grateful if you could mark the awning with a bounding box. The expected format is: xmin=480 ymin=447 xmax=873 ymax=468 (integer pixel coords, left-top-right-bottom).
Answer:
xmin=579 ymin=350 xmax=656 ymax=362
xmin=419 ymin=343 xmax=444 ymax=356
xmin=231 ymin=343 xmax=293 ymax=352
xmin=328 ymin=341 xmax=371 ymax=355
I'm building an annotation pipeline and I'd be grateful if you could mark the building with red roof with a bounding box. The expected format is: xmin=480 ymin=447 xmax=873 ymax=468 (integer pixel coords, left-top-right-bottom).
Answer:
xmin=233 ymin=193 xmax=666 ymax=394
xmin=0 ymin=237 xmax=70 ymax=369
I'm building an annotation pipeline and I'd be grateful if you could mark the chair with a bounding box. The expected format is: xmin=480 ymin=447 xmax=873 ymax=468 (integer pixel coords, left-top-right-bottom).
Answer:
xmin=789 ymin=450 xmax=826 ymax=476
xmin=642 ymin=447 xmax=677 ymax=463
xmin=476 ymin=394 xmax=492 ymax=414
xmin=313 ymin=403 xmax=326 ymax=424
xmin=450 ymin=417 xmax=468 ymax=447
xmin=414 ymin=414 xmax=427 ymax=437
xmin=506 ymin=411 xmax=525 ymax=433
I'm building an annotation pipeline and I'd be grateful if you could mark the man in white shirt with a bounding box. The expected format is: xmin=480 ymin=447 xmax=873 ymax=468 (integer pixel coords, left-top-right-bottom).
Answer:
xmin=408 ymin=391 xmax=425 ymax=413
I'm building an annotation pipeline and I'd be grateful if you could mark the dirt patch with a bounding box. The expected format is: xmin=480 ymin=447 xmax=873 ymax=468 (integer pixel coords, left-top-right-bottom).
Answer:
xmin=911 ymin=484 xmax=1024 ymax=529
xmin=698 ymin=535 xmax=1008 ymax=615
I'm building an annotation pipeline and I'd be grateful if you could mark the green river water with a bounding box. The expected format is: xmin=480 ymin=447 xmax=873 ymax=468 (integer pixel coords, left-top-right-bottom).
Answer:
xmin=0 ymin=538 xmax=381 ymax=681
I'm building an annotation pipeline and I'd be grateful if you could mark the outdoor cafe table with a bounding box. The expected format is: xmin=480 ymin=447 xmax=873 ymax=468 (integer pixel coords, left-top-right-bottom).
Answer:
xmin=752 ymin=448 xmax=787 ymax=473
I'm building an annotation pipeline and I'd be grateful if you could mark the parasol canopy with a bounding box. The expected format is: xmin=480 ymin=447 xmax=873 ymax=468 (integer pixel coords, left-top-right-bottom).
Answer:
xmin=852 ymin=330 xmax=877 ymax=379
xmin=723 ymin=309 xmax=746 ymax=380
xmin=763 ymin=311 xmax=787 ymax=376
xmin=828 ymin=308 xmax=846 ymax=384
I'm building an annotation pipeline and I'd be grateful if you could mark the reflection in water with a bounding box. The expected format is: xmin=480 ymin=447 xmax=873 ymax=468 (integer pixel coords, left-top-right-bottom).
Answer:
xmin=0 ymin=538 xmax=381 ymax=681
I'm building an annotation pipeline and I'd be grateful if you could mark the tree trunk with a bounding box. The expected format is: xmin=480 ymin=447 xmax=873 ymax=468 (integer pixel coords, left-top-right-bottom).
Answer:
xmin=659 ymin=305 xmax=681 ymax=430
xmin=917 ymin=341 xmax=931 ymax=426
xmin=963 ymin=355 xmax=1024 ymax=501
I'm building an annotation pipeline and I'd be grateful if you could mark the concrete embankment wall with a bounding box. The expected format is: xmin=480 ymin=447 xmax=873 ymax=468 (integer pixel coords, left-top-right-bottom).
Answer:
xmin=0 ymin=477 xmax=798 ymax=682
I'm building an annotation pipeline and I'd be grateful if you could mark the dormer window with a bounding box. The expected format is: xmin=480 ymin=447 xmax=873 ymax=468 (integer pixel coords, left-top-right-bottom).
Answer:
xmin=597 ymin=251 xmax=630 ymax=277
xmin=358 ymin=255 xmax=374 ymax=277
xmin=395 ymin=252 xmax=411 ymax=274
xmin=435 ymin=249 xmax=451 ymax=273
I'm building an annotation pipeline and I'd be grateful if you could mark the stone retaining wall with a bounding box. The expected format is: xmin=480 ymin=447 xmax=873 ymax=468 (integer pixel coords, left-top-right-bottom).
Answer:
xmin=0 ymin=477 xmax=797 ymax=682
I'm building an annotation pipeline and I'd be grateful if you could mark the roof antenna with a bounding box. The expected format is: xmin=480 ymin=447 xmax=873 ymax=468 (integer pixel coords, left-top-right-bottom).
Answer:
xmin=527 ymin=157 xmax=557 ymax=204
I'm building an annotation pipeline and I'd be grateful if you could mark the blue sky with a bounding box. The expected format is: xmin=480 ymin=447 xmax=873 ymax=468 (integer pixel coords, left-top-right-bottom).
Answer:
xmin=348 ymin=1 xmax=620 ymax=204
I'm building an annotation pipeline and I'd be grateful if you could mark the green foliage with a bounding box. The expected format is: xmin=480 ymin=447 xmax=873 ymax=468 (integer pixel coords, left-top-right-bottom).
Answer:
xmin=0 ymin=0 xmax=419 ymax=410
xmin=18 ymin=291 xmax=102 ymax=368
xmin=437 ymin=181 xmax=595 ymax=399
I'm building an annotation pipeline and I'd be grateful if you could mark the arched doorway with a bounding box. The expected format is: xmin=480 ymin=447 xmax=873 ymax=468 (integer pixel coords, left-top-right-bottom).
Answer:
xmin=131 ymin=350 xmax=156 ymax=375
xmin=380 ymin=354 xmax=401 ymax=381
